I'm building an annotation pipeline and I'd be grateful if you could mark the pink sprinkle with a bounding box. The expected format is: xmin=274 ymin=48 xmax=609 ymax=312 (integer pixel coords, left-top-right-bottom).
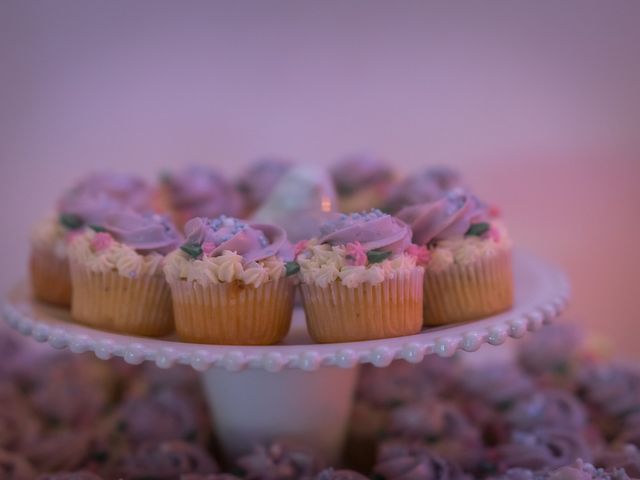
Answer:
xmin=202 ymin=241 xmax=216 ymax=256
xmin=489 ymin=226 xmax=501 ymax=242
xmin=345 ymin=241 xmax=367 ymax=266
xmin=406 ymin=244 xmax=431 ymax=266
xmin=294 ymin=240 xmax=309 ymax=258
xmin=91 ymin=232 xmax=113 ymax=252
xmin=489 ymin=205 xmax=501 ymax=218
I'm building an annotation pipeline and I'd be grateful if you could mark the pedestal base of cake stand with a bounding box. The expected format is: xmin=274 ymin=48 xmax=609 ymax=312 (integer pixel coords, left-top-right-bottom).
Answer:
xmin=2 ymin=250 xmax=570 ymax=465
xmin=202 ymin=366 xmax=358 ymax=463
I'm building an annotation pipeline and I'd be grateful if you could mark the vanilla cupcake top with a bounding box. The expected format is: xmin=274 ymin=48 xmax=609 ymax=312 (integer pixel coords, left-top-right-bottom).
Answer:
xmin=163 ymin=216 xmax=293 ymax=288
xmin=69 ymin=212 xmax=181 ymax=278
xmin=294 ymin=209 xmax=428 ymax=288
xmin=397 ymin=189 xmax=511 ymax=272
xmin=161 ymin=166 xmax=243 ymax=218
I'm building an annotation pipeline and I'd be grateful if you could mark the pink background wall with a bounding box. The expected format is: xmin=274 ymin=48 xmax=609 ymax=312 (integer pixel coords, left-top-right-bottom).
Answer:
xmin=1 ymin=1 xmax=639 ymax=356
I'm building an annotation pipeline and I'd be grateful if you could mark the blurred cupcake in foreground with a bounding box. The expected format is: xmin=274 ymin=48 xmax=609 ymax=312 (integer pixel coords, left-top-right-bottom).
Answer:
xmin=160 ymin=166 xmax=244 ymax=231
xmin=236 ymin=158 xmax=293 ymax=214
xmin=30 ymin=172 xmax=153 ymax=307
xmin=68 ymin=211 xmax=181 ymax=336
xmin=295 ymin=209 xmax=425 ymax=343
xmin=398 ymin=188 xmax=513 ymax=325
xmin=383 ymin=166 xmax=463 ymax=213
xmin=331 ymin=154 xmax=396 ymax=213
xmin=164 ymin=216 xmax=295 ymax=345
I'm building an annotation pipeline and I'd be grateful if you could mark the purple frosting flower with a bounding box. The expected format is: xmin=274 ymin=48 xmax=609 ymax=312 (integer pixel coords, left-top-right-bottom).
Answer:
xmin=373 ymin=440 xmax=470 ymax=480
xmin=162 ymin=165 xmax=243 ymax=218
xmin=459 ymin=365 xmax=536 ymax=409
xmin=518 ymin=324 xmax=584 ymax=379
xmin=504 ymin=390 xmax=588 ymax=432
xmin=236 ymin=441 xmax=324 ymax=480
xmin=71 ymin=172 xmax=152 ymax=210
xmin=318 ymin=209 xmax=411 ymax=254
xmin=384 ymin=167 xmax=463 ymax=213
xmin=331 ymin=154 xmax=394 ymax=197
xmin=182 ymin=216 xmax=291 ymax=262
xmin=397 ymin=189 xmax=489 ymax=245
xmin=577 ymin=364 xmax=640 ymax=418
xmin=495 ymin=428 xmax=593 ymax=472
xmin=58 ymin=190 xmax=124 ymax=229
xmin=101 ymin=211 xmax=181 ymax=255
xmin=114 ymin=441 xmax=218 ymax=480
xmin=237 ymin=158 xmax=293 ymax=211
xmin=597 ymin=444 xmax=640 ymax=478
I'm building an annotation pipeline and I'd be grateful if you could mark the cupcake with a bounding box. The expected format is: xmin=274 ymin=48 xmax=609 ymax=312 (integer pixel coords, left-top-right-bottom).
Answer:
xmin=295 ymin=209 xmax=425 ymax=343
xmin=330 ymin=154 xmax=396 ymax=213
xmin=398 ymin=189 xmax=513 ymax=325
xmin=30 ymin=173 xmax=152 ymax=307
xmin=236 ymin=158 xmax=293 ymax=214
xmin=163 ymin=216 xmax=295 ymax=345
xmin=160 ymin=166 xmax=244 ymax=231
xmin=68 ymin=211 xmax=181 ymax=336
xmin=383 ymin=166 xmax=463 ymax=214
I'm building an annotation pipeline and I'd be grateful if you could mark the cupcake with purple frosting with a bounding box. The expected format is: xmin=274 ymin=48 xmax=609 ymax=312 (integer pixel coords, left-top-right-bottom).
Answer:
xmin=68 ymin=211 xmax=181 ymax=336
xmin=160 ymin=166 xmax=244 ymax=231
xmin=294 ymin=209 xmax=425 ymax=343
xmin=398 ymin=188 xmax=513 ymax=325
xmin=163 ymin=216 xmax=295 ymax=344
xmin=30 ymin=172 xmax=153 ymax=307
xmin=331 ymin=154 xmax=396 ymax=213
xmin=236 ymin=158 xmax=293 ymax=214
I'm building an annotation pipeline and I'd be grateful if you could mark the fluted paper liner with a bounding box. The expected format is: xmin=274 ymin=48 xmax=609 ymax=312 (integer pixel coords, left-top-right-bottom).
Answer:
xmin=423 ymin=248 xmax=514 ymax=325
xmin=300 ymin=268 xmax=424 ymax=343
xmin=30 ymin=246 xmax=71 ymax=307
xmin=169 ymin=278 xmax=295 ymax=345
xmin=70 ymin=262 xmax=174 ymax=336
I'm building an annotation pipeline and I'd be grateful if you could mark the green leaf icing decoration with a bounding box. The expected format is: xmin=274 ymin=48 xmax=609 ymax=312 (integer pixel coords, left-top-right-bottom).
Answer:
xmin=180 ymin=243 xmax=203 ymax=259
xmin=59 ymin=213 xmax=83 ymax=230
xmin=89 ymin=224 xmax=107 ymax=233
xmin=466 ymin=222 xmax=490 ymax=237
xmin=366 ymin=250 xmax=391 ymax=264
xmin=285 ymin=261 xmax=300 ymax=276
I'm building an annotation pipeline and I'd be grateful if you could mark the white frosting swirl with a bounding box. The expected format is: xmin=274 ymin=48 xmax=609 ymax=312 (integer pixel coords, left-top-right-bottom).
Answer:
xmin=31 ymin=216 xmax=69 ymax=259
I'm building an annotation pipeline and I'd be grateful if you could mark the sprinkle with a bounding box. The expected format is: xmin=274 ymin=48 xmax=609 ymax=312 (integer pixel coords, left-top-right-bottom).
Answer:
xmin=285 ymin=261 xmax=300 ymax=277
xmin=90 ymin=232 xmax=114 ymax=252
xmin=180 ymin=242 xmax=203 ymax=259
xmin=345 ymin=242 xmax=367 ymax=266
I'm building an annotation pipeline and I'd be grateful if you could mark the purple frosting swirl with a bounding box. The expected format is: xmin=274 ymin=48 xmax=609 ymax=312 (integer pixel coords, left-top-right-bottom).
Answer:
xmin=58 ymin=173 xmax=153 ymax=228
xmin=373 ymin=440 xmax=470 ymax=480
xmin=331 ymin=154 xmax=394 ymax=196
xmin=237 ymin=158 xmax=293 ymax=211
xmin=183 ymin=216 xmax=290 ymax=262
xmin=318 ymin=209 xmax=411 ymax=254
xmin=162 ymin=165 xmax=243 ymax=218
xmin=236 ymin=441 xmax=323 ymax=480
xmin=384 ymin=167 xmax=463 ymax=213
xmin=504 ymin=390 xmax=588 ymax=432
xmin=101 ymin=212 xmax=181 ymax=255
xmin=397 ymin=189 xmax=489 ymax=245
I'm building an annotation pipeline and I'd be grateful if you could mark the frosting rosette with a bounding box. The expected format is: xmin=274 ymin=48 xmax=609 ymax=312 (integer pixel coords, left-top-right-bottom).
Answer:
xmin=100 ymin=212 xmax=181 ymax=255
xmin=182 ymin=216 xmax=289 ymax=263
xmin=162 ymin=165 xmax=243 ymax=219
xmin=397 ymin=189 xmax=489 ymax=246
xmin=318 ymin=209 xmax=412 ymax=254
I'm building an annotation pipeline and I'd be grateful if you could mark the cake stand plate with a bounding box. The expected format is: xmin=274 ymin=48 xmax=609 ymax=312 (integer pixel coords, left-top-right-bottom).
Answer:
xmin=2 ymin=249 xmax=569 ymax=463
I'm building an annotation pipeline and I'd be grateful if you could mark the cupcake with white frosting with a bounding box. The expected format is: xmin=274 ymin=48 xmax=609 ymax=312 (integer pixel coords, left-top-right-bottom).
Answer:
xmin=294 ymin=209 xmax=425 ymax=343
xmin=398 ymin=189 xmax=513 ymax=325
xmin=163 ymin=216 xmax=295 ymax=345
xmin=68 ymin=211 xmax=180 ymax=336
xmin=30 ymin=173 xmax=153 ymax=307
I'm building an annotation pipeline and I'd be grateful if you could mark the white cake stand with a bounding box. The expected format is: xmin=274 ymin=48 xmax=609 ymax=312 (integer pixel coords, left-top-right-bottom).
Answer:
xmin=2 ymin=249 xmax=569 ymax=464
